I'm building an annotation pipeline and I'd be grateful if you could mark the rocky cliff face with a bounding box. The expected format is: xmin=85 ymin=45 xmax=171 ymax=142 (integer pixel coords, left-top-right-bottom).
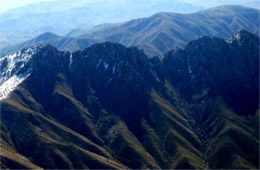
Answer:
xmin=164 ymin=30 xmax=259 ymax=114
xmin=0 ymin=30 xmax=259 ymax=169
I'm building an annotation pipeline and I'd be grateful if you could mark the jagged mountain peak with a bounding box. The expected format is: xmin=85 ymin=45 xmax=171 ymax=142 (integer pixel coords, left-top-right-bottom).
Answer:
xmin=0 ymin=31 xmax=259 ymax=169
xmin=0 ymin=44 xmax=61 ymax=100
xmin=0 ymin=43 xmax=49 ymax=82
xmin=0 ymin=41 xmax=152 ymax=101
xmin=228 ymin=29 xmax=259 ymax=45
xmin=165 ymin=30 xmax=259 ymax=114
xmin=76 ymin=41 xmax=150 ymax=73
xmin=185 ymin=36 xmax=227 ymax=52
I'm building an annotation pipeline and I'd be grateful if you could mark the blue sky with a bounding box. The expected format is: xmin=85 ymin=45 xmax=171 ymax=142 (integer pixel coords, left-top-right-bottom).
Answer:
xmin=1 ymin=0 xmax=259 ymax=13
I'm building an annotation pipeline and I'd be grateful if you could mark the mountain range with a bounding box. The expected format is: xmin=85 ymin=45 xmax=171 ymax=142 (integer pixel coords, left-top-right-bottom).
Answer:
xmin=0 ymin=29 xmax=259 ymax=169
xmin=2 ymin=5 xmax=259 ymax=57
xmin=0 ymin=0 xmax=202 ymax=49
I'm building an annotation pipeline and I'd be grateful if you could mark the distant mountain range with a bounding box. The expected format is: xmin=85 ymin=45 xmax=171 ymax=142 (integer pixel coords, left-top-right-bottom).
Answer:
xmin=0 ymin=29 xmax=259 ymax=169
xmin=1 ymin=32 xmax=98 ymax=57
xmin=2 ymin=5 xmax=259 ymax=57
xmin=0 ymin=0 xmax=202 ymax=49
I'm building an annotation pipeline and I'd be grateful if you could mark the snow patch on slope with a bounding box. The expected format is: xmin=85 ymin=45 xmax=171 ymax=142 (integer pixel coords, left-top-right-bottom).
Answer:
xmin=69 ymin=54 xmax=73 ymax=70
xmin=96 ymin=59 xmax=102 ymax=69
xmin=0 ymin=47 xmax=37 ymax=100
xmin=0 ymin=48 xmax=35 ymax=84
xmin=235 ymin=32 xmax=241 ymax=42
xmin=187 ymin=55 xmax=192 ymax=74
xmin=0 ymin=70 xmax=32 ymax=100
xmin=227 ymin=32 xmax=242 ymax=45
xmin=103 ymin=62 xmax=109 ymax=70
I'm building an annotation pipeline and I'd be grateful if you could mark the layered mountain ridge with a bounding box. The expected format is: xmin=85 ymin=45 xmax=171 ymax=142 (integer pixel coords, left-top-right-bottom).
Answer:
xmin=0 ymin=30 xmax=259 ymax=169
xmin=0 ymin=0 xmax=202 ymax=49
xmin=1 ymin=5 xmax=259 ymax=57
xmin=74 ymin=5 xmax=260 ymax=56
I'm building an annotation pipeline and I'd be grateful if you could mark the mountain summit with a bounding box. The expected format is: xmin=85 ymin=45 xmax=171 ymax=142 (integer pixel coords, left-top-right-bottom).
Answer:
xmin=0 ymin=30 xmax=259 ymax=169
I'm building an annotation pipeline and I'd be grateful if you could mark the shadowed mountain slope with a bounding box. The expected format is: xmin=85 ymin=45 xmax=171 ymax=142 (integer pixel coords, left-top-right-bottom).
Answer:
xmin=0 ymin=30 xmax=259 ymax=169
